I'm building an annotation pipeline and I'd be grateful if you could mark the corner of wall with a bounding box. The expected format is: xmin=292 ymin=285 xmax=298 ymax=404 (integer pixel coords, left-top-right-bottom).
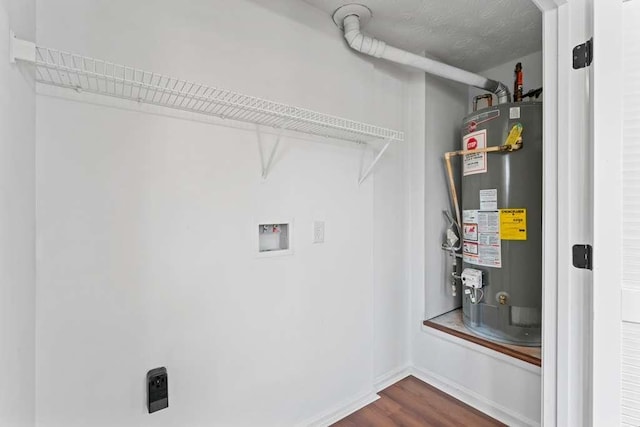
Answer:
xmin=408 ymin=66 xmax=542 ymax=427
xmin=0 ymin=0 xmax=36 ymax=426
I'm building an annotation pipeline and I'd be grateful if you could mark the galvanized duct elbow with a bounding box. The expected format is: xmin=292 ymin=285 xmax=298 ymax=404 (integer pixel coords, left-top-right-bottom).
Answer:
xmin=338 ymin=7 xmax=511 ymax=104
xmin=486 ymin=81 xmax=512 ymax=105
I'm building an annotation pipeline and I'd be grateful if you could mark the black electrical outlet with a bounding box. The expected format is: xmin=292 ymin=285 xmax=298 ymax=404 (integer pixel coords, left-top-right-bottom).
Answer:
xmin=147 ymin=367 xmax=168 ymax=414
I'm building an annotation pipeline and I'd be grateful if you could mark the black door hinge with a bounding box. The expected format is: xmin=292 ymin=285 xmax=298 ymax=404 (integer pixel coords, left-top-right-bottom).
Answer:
xmin=572 ymin=244 xmax=593 ymax=270
xmin=573 ymin=38 xmax=593 ymax=69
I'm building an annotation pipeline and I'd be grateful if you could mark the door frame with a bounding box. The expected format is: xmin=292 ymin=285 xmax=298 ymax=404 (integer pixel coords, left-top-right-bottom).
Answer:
xmin=529 ymin=1 xmax=565 ymax=425
xmin=590 ymin=0 xmax=623 ymax=425
xmin=535 ymin=0 xmax=624 ymax=425
xmin=530 ymin=0 xmax=602 ymax=425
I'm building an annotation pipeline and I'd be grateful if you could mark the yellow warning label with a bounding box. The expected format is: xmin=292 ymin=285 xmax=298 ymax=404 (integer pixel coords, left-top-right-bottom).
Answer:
xmin=500 ymin=209 xmax=527 ymax=240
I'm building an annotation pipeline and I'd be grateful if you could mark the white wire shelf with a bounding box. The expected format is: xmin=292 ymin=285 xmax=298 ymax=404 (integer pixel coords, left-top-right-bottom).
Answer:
xmin=17 ymin=42 xmax=404 ymax=145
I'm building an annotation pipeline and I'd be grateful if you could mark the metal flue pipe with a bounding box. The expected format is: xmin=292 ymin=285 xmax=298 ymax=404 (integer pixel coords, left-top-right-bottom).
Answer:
xmin=334 ymin=5 xmax=511 ymax=104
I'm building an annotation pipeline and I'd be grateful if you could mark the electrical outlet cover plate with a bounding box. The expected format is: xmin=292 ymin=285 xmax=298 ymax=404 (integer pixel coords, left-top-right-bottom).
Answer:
xmin=147 ymin=367 xmax=168 ymax=414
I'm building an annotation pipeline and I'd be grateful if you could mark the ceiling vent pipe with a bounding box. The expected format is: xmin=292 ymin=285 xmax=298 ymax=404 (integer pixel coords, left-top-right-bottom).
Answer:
xmin=332 ymin=4 xmax=511 ymax=104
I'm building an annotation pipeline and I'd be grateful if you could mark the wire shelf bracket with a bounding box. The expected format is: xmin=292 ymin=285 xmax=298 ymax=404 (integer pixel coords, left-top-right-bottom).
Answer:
xmin=358 ymin=139 xmax=393 ymax=185
xmin=9 ymin=32 xmax=404 ymax=184
xmin=256 ymin=126 xmax=284 ymax=180
xmin=9 ymin=31 xmax=35 ymax=64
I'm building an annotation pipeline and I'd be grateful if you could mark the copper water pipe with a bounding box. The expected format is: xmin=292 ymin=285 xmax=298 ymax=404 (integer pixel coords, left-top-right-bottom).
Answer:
xmin=444 ymin=137 xmax=523 ymax=228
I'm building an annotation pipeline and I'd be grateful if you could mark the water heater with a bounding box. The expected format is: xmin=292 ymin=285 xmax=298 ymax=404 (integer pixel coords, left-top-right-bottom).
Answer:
xmin=460 ymin=102 xmax=542 ymax=346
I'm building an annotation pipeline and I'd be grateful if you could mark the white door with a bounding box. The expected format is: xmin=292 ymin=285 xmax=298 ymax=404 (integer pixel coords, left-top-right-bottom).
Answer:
xmin=544 ymin=0 xmax=628 ymax=424
xmin=621 ymin=1 xmax=640 ymax=425
xmin=558 ymin=0 xmax=596 ymax=424
xmin=590 ymin=0 xmax=625 ymax=425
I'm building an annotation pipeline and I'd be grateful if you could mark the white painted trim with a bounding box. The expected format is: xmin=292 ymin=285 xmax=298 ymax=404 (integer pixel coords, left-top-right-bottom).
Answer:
xmin=555 ymin=1 xmax=597 ymax=424
xmin=622 ymin=289 xmax=640 ymax=324
xmin=555 ymin=2 xmax=575 ymax=425
xmin=591 ymin=0 xmax=623 ymax=423
xmin=303 ymin=361 xmax=538 ymax=427
xmin=296 ymin=390 xmax=380 ymax=427
xmin=420 ymin=325 xmax=541 ymax=374
xmin=541 ymin=5 xmax=560 ymax=427
xmin=531 ymin=0 xmax=567 ymax=12
xmin=374 ymin=365 xmax=411 ymax=392
xmin=411 ymin=366 xmax=540 ymax=427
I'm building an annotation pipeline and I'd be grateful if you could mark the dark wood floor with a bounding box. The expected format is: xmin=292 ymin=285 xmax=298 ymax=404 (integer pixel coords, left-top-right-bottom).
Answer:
xmin=331 ymin=376 xmax=506 ymax=427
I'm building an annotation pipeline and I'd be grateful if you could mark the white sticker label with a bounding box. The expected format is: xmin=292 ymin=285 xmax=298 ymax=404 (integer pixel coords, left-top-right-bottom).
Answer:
xmin=478 ymin=211 xmax=500 ymax=233
xmin=462 ymin=209 xmax=502 ymax=268
xmin=509 ymin=107 xmax=521 ymax=119
xmin=478 ymin=243 xmax=502 ymax=267
xmin=479 ymin=189 xmax=497 ymax=210
xmin=463 ymin=129 xmax=487 ymax=176
xmin=479 ymin=232 xmax=500 ymax=246
xmin=463 ymin=210 xmax=478 ymax=223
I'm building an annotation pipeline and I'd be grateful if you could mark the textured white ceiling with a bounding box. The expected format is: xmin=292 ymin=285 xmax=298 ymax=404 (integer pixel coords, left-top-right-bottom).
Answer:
xmin=301 ymin=0 xmax=542 ymax=72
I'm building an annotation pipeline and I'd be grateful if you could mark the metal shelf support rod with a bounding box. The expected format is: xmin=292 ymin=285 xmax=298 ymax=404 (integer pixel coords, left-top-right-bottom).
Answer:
xmin=359 ymin=138 xmax=393 ymax=185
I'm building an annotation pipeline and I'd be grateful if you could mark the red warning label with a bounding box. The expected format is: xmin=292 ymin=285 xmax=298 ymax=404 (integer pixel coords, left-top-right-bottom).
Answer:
xmin=463 ymin=223 xmax=478 ymax=241
xmin=463 ymin=129 xmax=487 ymax=176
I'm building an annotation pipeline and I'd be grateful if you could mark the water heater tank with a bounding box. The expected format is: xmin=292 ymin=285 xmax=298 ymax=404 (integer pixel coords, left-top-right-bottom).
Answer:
xmin=460 ymin=102 xmax=542 ymax=346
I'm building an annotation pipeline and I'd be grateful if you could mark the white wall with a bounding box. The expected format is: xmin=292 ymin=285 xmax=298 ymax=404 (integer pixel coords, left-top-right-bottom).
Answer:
xmin=33 ymin=1 xmax=545 ymax=425
xmin=409 ymin=63 xmax=542 ymax=426
xmin=411 ymin=329 xmax=542 ymax=426
xmin=423 ymin=75 xmax=468 ymax=319
xmin=372 ymin=61 xmax=411 ymax=383
xmin=0 ymin=1 xmax=36 ymax=426
xmin=469 ymin=51 xmax=543 ymax=112
xmin=34 ymin=0 xmax=409 ymax=426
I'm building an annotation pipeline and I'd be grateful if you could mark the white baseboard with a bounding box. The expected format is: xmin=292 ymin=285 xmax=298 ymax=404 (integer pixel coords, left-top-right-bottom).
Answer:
xmin=296 ymin=365 xmax=410 ymax=427
xmin=297 ymin=363 xmax=539 ymax=427
xmin=296 ymin=390 xmax=379 ymax=427
xmin=410 ymin=366 xmax=541 ymax=427
xmin=374 ymin=365 xmax=411 ymax=391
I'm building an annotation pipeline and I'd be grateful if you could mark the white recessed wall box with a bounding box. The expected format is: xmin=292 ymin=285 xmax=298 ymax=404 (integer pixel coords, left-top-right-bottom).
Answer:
xmin=257 ymin=220 xmax=293 ymax=257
